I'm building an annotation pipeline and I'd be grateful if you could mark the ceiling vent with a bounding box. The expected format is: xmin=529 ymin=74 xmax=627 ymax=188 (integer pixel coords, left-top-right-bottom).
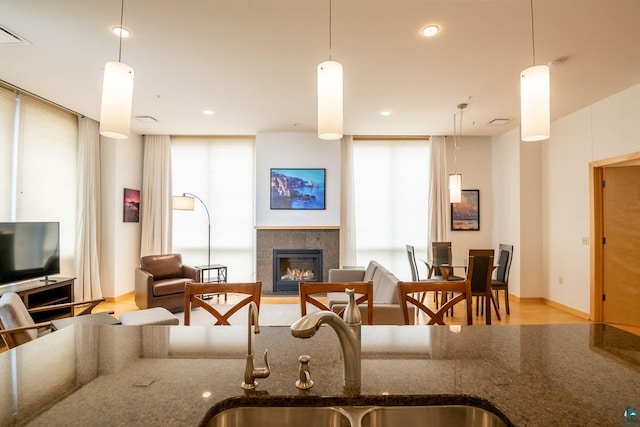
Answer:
xmin=0 ymin=25 xmax=30 ymax=46
xmin=488 ymin=118 xmax=511 ymax=126
xmin=136 ymin=116 xmax=158 ymax=123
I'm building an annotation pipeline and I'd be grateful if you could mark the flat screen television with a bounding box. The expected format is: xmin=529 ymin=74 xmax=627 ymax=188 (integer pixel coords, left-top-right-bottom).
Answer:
xmin=0 ymin=222 xmax=60 ymax=285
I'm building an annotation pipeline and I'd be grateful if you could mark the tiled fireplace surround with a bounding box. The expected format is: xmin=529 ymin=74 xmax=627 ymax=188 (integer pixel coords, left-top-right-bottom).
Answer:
xmin=256 ymin=227 xmax=340 ymax=294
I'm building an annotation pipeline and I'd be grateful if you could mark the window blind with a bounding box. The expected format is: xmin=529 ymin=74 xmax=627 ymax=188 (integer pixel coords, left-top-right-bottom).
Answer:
xmin=16 ymin=95 xmax=77 ymax=274
xmin=353 ymin=138 xmax=429 ymax=280
xmin=0 ymin=87 xmax=15 ymax=221
xmin=171 ymin=136 xmax=255 ymax=281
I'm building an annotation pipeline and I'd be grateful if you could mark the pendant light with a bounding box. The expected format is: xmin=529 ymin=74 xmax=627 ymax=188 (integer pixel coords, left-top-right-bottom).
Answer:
xmin=100 ymin=0 xmax=134 ymax=139
xmin=520 ymin=0 xmax=549 ymax=142
xmin=449 ymin=103 xmax=467 ymax=204
xmin=317 ymin=0 xmax=343 ymax=140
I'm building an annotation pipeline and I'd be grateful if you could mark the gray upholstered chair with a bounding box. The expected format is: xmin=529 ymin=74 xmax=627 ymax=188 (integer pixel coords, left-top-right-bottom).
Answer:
xmin=0 ymin=292 xmax=103 ymax=348
xmin=491 ymin=244 xmax=514 ymax=314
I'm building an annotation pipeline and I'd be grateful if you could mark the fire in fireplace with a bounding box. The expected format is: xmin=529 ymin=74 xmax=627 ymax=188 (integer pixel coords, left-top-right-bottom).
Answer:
xmin=273 ymin=249 xmax=323 ymax=293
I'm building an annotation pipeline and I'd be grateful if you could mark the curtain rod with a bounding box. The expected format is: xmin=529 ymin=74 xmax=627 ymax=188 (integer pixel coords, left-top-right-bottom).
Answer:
xmin=0 ymin=79 xmax=84 ymax=118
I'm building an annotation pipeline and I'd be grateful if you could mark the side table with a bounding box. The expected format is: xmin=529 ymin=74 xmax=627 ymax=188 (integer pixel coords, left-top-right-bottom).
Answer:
xmin=196 ymin=264 xmax=228 ymax=302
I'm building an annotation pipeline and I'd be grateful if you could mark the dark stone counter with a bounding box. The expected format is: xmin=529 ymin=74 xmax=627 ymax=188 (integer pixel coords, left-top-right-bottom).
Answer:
xmin=1 ymin=323 xmax=639 ymax=426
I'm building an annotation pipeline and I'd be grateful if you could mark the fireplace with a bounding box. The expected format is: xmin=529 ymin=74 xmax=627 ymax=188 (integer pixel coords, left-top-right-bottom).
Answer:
xmin=273 ymin=249 xmax=323 ymax=293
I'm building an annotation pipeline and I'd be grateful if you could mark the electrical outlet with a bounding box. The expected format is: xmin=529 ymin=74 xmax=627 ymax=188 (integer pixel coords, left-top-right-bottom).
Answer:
xmin=558 ymin=276 xmax=564 ymax=285
xmin=581 ymin=237 xmax=589 ymax=245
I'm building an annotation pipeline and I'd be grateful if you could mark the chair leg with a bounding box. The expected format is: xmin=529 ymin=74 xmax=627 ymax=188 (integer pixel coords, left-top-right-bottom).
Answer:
xmin=491 ymin=294 xmax=502 ymax=321
xmin=504 ymin=289 xmax=510 ymax=315
xmin=494 ymin=290 xmax=501 ymax=309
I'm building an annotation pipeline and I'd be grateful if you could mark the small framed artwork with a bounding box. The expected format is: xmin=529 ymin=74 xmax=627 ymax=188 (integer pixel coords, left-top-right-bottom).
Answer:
xmin=270 ymin=168 xmax=326 ymax=210
xmin=451 ymin=189 xmax=479 ymax=231
xmin=123 ymin=188 xmax=140 ymax=222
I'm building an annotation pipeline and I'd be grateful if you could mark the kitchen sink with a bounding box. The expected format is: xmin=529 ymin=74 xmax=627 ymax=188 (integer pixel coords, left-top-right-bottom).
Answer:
xmin=359 ymin=405 xmax=508 ymax=427
xmin=201 ymin=396 xmax=513 ymax=427
xmin=204 ymin=406 xmax=351 ymax=427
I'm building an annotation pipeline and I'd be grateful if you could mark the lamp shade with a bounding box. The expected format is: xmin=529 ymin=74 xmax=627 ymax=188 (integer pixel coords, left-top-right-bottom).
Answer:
xmin=99 ymin=61 xmax=134 ymax=139
xmin=172 ymin=195 xmax=195 ymax=211
xmin=449 ymin=173 xmax=462 ymax=204
xmin=520 ymin=64 xmax=550 ymax=142
xmin=317 ymin=60 xmax=343 ymax=140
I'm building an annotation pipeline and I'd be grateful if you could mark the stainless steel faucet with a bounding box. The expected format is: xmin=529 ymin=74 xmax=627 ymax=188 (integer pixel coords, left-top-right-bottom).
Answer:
xmin=241 ymin=301 xmax=270 ymax=390
xmin=290 ymin=289 xmax=361 ymax=393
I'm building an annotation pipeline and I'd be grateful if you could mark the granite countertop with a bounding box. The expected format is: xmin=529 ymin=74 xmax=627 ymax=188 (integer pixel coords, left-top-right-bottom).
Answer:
xmin=1 ymin=323 xmax=639 ymax=426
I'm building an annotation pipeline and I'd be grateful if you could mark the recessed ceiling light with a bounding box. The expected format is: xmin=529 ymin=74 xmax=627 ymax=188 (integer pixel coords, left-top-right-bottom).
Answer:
xmin=202 ymin=109 xmax=215 ymax=116
xmin=379 ymin=110 xmax=392 ymax=117
xmin=112 ymin=26 xmax=130 ymax=38
xmin=421 ymin=25 xmax=439 ymax=37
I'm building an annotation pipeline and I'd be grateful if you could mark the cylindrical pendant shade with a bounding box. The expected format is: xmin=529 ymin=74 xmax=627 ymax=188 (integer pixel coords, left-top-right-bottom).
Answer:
xmin=100 ymin=61 xmax=134 ymax=139
xmin=520 ymin=64 xmax=550 ymax=142
xmin=317 ymin=60 xmax=343 ymax=140
xmin=449 ymin=173 xmax=462 ymax=203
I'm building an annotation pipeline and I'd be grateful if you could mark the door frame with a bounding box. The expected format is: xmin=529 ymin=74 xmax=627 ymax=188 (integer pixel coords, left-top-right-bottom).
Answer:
xmin=589 ymin=151 xmax=640 ymax=322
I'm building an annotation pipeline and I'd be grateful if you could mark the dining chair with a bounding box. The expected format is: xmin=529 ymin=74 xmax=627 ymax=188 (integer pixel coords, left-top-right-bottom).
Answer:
xmin=0 ymin=291 xmax=104 ymax=349
xmin=183 ymin=282 xmax=261 ymax=326
xmin=405 ymin=244 xmax=423 ymax=281
xmin=491 ymin=244 xmax=514 ymax=315
xmin=299 ymin=281 xmax=374 ymax=325
xmin=397 ymin=256 xmax=474 ymax=325
xmin=467 ymin=249 xmax=499 ymax=325
xmin=427 ymin=242 xmax=465 ymax=281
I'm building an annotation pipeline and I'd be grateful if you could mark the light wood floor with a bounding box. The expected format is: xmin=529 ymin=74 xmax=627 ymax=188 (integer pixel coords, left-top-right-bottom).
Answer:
xmin=97 ymin=291 xmax=595 ymax=327
xmin=95 ymin=292 xmax=640 ymax=335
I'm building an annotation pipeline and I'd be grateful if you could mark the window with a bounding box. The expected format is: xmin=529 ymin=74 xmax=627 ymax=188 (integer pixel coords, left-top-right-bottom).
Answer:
xmin=0 ymin=86 xmax=14 ymax=220
xmin=171 ymin=136 xmax=255 ymax=281
xmin=352 ymin=138 xmax=429 ymax=280
xmin=0 ymin=88 xmax=77 ymax=275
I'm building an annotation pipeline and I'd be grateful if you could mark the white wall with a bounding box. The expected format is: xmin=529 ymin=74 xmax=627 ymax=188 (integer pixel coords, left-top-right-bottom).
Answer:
xmin=255 ymin=132 xmax=341 ymax=226
xmin=447 ymin=136 xmax=495 ymax=263
xmin=491 ymin=127 xmax=521 ymax=297
xmin=99 ymin=133 xmax=143 ymax=299
xmin=511 ymin=83 xmax=640 ymax=315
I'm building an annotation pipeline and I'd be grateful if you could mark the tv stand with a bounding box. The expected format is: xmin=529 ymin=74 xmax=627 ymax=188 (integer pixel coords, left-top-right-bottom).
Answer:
xmin=0 ymin=277 xmax=75 ymax=322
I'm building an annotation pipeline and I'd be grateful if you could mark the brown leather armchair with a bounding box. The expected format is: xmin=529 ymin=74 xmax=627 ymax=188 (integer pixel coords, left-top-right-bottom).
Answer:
xmin=135 ymin=254 xmax=201 ymax=312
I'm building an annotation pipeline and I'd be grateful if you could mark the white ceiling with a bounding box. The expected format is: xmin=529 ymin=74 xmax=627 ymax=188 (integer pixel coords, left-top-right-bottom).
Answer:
xmin=1 ymin=0 xmax=639 ymax=138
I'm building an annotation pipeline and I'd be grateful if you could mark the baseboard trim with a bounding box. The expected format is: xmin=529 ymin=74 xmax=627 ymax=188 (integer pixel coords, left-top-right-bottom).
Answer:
xmin=509 ymin=293 xmax=590 ymax=320
xmin=104 ymin=291 xmax=135 ymax=303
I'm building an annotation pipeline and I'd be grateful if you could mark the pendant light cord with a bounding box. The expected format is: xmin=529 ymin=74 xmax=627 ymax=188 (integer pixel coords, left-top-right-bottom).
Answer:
xmin=452 ymin=104 xmax=466 ymax=174
xmin=529 ymin=0 xmax=536 ymax=66
xmin=328 ymin=0 xmax=333 ymax=60
xmin=452 ymin=114 xmax=458 ymax=174
xmin=118 ymin=0 xmax=125 ymax=62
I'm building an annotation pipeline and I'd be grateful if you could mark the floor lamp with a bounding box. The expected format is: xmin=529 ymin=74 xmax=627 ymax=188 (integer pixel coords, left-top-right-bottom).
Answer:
xmin=172 ymin=192 xmax=211 ymax=282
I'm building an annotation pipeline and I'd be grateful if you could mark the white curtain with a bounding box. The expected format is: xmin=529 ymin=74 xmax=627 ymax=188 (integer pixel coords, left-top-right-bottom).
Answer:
xmin=140 ymin=135 xmax=173 ymax=257
xmin=74 ymin=117 xmax=102 ymax=300
xmin=427 ymin=135 xmax=449 ymax=245
xmin=340 ymin=135 xmax=357 ymax=267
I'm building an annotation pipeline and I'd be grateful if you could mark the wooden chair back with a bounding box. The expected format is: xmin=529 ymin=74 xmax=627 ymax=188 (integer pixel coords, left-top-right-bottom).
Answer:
xmin=183 ymin=282 xmax=262 ymax=326
xmin=398 ymin=258 xmax=473 ymax=326
xmin=468 ymin=249 xmax=496 ymax=324
xmin=494 ymin=244 xmax=514 ymax=284
xmin=405 ymin=244 xmax=420 ymax=281
xmin=299 ymin=281 xmax=374 ymax=325
xmin=0 ymin=291 xmax=103 ymax=348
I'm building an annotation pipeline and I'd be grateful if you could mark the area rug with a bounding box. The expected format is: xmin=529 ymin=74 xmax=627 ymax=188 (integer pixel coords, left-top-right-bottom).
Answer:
xmin=173 ymin=303 xmax=307 ymax=326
